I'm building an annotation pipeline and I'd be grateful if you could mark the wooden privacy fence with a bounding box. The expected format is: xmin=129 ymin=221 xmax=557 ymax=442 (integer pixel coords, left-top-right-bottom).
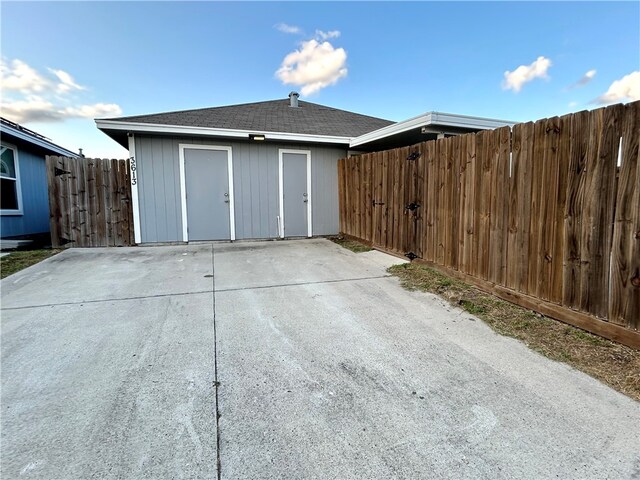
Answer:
xmin=46 ymin=156 xmax=135 ymax=247
xmin=338 ymin=101 xmax=640 ymax=348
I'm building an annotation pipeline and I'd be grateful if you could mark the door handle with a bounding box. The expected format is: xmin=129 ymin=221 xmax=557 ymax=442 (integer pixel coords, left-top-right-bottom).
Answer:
xmin=224 ymin=192 xmax=229 ymax=203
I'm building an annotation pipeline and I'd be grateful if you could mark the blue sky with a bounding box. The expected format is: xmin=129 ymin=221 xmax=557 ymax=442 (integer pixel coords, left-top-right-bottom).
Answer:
xmin=1 ymin=1 xmax=638 ymax=157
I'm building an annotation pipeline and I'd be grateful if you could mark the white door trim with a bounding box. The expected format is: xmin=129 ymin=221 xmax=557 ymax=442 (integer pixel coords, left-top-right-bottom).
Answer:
xmin=178 ymin=144 xmax=235 ymax=242
xmin=127 ymin=135 xmax=142 ymax=244
xmin=278 ymin=149 xmax=312 ymax=238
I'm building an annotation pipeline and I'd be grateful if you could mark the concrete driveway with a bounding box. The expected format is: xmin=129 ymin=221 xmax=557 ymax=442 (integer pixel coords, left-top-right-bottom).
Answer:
xmin=1 ymin=239 xmax=639 ymax=479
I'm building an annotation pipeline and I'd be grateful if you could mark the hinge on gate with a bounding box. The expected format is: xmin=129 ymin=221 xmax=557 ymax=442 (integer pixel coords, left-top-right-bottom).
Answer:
xmin=405 ymin=202 xmax=420 ymax=211
xmin=405 ymin=252 xmax=418 ymax=261
xmin=372 ymin=200 xmax=385 ymax=206
xmin=54 ymin=167 xmax=71 ymax=176
xmin=58 ymin=237 xmax=75 ymax=246
xmin=407 ymin=151 xmax=421 ymax=161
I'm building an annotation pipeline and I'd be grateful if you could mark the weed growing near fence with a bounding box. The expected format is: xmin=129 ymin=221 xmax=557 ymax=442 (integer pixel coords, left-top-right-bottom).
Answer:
xmin=388 ymin=262 xmax=640 ymax=402
xmin=329 ymin=236 xmax=372 ymax=253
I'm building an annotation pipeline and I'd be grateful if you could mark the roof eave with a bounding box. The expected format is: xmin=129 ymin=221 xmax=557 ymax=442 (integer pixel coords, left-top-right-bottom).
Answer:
xmin=0 ymin=123 xmax=79 ymax=157
xmin=349 ymin=111 xmax=516 ymax=148
xmin=95 ymin=119 xmax=354 ymax=145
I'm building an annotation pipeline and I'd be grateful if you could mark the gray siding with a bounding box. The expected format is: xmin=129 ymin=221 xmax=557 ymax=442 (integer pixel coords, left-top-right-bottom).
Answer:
xmin=0 ymin=145 xmax=50 ymax=237
xmin=134 ymin=135 xmax=345 ymax=243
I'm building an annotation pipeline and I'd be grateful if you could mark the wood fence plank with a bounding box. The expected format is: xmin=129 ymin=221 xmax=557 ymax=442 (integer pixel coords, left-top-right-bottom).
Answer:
xmin=78 ymin=158 xmax=89 ymax=246
xmin=461 ymin=134 xmax=476 ymax=274
xmin=363 ymin=154 xmax=371 ymax=241
xmin=478 ymin=132 xmax=492 ymax=280
xmin=527 ymin=119 xmax=547 ymax=294
xmin=580 ymin=104 xmax=624 ymax=317
xmin=86 ymin=159 xmax=98 ymax=247
xmin=390 ymin=149 xmax=400 ymax=252
xmin=380 ymin=151 xmax=390 ymax=248
xmin=436 ymin=139 xmax=447 ymax=264
xmin=550 ymin=115 xmax=572 ymax=304
xmin=536 ymin=117 xmax=561 ymax=301
xmin=338 ymin=158 xmax=342 ymax=234
xmin=610 ymin=101 xmax=640 ymax=327
xmin=424 ymin=141 xmax=436 ymax=262
xmin=117 ymin=160 xmax=129 ymax=245
xmin=399 ymin=147 xmax=409 ymax=253
xmin=448 ymin=136 xmax=460 ymax=269
xmin=506 ymin=126 xmax=520 ymax=290
xmin=563 ymin=111 xmax=590 ymax=308
xmin=67 ymin=158 xmax=79 ymax=245
xmin=103 ymin=159 xmax=114 ymax=246
xmin=46 ymin=157 xmax=60 ymax=247
xmin=95 ymin=159 xmax=106 ymax=246
xmin=414 ymin=143 xmax=426 ymax=259
xmin=110 ymin=159 xmax=121 ymax=246
xmin=60 ymin=157 xmax=72 ymax=246
xmin=489 ymin=127 xmax=510 ymax=285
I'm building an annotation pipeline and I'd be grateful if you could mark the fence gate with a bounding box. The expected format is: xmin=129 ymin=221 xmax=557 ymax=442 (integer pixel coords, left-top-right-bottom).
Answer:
xmin=46 ymin=156 xmax=135 ymax=248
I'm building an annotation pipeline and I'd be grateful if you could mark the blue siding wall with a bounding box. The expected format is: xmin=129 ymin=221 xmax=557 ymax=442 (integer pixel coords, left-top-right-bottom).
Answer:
xmin=0 ymin=146 xmax=49 ymax=237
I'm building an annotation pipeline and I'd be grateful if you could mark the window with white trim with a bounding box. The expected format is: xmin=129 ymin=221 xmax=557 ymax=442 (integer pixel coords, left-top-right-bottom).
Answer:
xmin=1 ymin=143 xmax=22 ymax=214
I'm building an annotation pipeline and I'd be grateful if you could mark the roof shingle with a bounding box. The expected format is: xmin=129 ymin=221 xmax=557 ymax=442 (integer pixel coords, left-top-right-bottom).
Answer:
xmin=107 ymin=98 xmax=394 ymax=138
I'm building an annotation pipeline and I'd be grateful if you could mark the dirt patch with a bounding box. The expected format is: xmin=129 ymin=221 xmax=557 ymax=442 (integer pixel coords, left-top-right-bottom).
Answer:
xmin=1 ymin=249 xmax=62 ymax=279
xmin=388 ymin=263 xmax=640 ymax=402
xmin=329 ymin=236 xmax=372 ymax=253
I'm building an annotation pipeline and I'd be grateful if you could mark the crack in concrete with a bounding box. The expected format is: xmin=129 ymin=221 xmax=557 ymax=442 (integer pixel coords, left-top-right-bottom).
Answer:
xmin=0 ymin=275 xmax=392 ymax=311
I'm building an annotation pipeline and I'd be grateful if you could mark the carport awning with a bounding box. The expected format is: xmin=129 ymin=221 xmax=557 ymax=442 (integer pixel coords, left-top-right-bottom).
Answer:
xmin=348 ymin=111 xmax=515 ymax=152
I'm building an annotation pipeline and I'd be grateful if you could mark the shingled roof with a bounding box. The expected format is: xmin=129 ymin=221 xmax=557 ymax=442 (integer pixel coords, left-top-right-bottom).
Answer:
xmin=106 ymin=98 xmax=394 ymax=138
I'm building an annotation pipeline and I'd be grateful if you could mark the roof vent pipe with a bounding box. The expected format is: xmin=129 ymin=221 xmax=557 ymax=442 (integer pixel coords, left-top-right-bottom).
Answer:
xmin=289 ymin=91 xmax=299 ymax=108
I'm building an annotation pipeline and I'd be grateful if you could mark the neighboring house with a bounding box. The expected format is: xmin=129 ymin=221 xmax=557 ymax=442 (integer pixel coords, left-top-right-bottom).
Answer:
xmin=1 ymin=118 xmax=78 ymax=240
xmin=96 ymin=92 xmax=512 ymax=244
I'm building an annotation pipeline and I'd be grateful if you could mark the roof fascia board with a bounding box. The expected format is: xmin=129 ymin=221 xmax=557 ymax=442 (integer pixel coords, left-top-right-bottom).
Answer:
xmin=349 ymin=111 xmax=516 ymax=148
xmin=349 ymin=113 xmax=432 ymax=147
xmin=96 ymin=120 xmax=353 ymax=145
xmin=0 ymin=123 xmax=78 ymax=157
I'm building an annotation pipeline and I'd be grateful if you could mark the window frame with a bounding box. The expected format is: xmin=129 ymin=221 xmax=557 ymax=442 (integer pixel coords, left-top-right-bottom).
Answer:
xmin=0 ymin=142 xmax=24 ymax=216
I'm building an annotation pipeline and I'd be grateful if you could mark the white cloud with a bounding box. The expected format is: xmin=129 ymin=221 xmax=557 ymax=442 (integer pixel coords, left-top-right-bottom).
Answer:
xmin=568 ymin=69 xmax=596 ymax=89
xmin=1 ymin=95 xmax=121 ymax=123
xmin=315 ymin=30 xmax=340 ymax=40
xmin=502 ymin=56 xmax=552 ymax=93
xmin=568 ymin=101 xmax=579 ymax=108
xmin=0 ymin=58 xmax=121 ymax=125
xmin=1 ymin=59 xmax=50 ymax=93
xmin=275 ymin=23 xmax=301 ymax=34
xmin=595 ymin=71 xmax=640 ymax=104
xmin=276 ymin=39 xmax=347 ymax=95
xmin=63 ymin=103 xmax=122 ymax=119
xmin=49 ymin=68 xmax=85 ymax=94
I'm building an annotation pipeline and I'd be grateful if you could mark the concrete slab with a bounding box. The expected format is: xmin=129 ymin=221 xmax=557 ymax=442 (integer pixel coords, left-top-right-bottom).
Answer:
xmin=1 ymin=244 xmax=214 ymax=309
xmin=213 ymin=239 xmax=640 ymax=479
xmin=1 ymin=247 xmax=217 ymax=479
xmin=213 ymin=238 xmax=404 ymax=292
xmin=2 ymin=238 xmax=639 ymax=479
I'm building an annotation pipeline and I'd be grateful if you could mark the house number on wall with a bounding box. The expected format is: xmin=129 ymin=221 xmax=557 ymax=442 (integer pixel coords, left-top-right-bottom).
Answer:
xmin=130 ymin=157 xmax=137 ymax=186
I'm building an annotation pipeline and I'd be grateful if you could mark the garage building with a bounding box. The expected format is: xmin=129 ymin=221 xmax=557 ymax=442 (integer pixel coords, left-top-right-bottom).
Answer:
xmin=97 ymin=93 xmax=392 ymax=244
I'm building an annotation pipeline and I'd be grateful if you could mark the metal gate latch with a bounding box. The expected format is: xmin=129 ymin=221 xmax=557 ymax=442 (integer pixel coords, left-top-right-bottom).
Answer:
xmin=54 ymin=167 xmax=71 ymax=176
xmin=405 ymin=252 xmax=418 ymax=261
xmin=405 ymin=202 xmax=420 ymax=211
xmin=372 ymin=200 xmax=385 ymax=206
xmin=407 ymin=151 xmax=421 ymax=161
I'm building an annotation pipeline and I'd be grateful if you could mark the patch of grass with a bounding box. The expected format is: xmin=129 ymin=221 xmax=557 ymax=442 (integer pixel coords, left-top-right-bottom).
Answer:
xmin=388 ymin=262 xmax=640 ymax=402
xmin=1 ymin=249 xmax=61 ymax=279
xmin=329 ymin=235 xmax=372 ymax=253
